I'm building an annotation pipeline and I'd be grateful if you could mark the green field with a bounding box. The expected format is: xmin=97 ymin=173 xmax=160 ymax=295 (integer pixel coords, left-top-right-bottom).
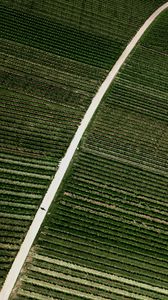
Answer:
xmin=1 ymin=0 xmax=166 ymax=41
xmin=0 ymin=10 xmax=110 ymax=285
xmin=0 ymin=1 xmax=168 ymax=299
xmin=6 ymin=7 xmax=168 ymax=300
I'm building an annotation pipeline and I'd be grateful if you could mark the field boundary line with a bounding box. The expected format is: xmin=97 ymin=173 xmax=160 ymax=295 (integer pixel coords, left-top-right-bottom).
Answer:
xmin=1 ymin=2 xmax=168 ymax=299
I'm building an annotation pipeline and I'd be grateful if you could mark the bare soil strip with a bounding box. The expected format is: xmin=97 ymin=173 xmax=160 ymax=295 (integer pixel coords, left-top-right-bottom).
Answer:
xmin=1 ymin=2 xmax=168 ymax=299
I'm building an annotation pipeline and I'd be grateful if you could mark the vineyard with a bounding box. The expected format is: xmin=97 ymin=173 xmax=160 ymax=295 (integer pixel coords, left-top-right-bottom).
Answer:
xmin=85 ymin=47 xmax=168 ymax=171
xmin=14 ymin=150 xmax=168 ymax=299
xmin=1 ymin=0 xmax=166 ymax=41
xmin=0 ymin=1 xmax=168 ymax=299
xmin=0 ymin=4 xmax=112 ymax=286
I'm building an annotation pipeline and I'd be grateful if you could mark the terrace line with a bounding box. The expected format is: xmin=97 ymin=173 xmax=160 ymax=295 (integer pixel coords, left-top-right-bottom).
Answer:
xmin=1 ymin=2 xmax=168 ymax=299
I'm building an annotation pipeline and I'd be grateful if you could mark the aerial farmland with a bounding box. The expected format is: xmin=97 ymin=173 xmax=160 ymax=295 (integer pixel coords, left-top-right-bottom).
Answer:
xmin=0 ymin=1 xmax=168 ymax=299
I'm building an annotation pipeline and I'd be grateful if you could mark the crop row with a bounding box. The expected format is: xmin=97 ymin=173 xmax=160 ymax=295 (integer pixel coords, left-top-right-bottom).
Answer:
xmin=19 ymin=245 xmax=167 ymax=299
xmin=16 ymin=149 xmax=168 ymax=298
xmin=85 ymin=119 xmax=168 ymax=171
xmin=37 ymin=234 xmax=167 ymax=280
xmin=0 ymin=52 xmax=101 ymax=94
xmin=63 ymin=187 xmax=168 ymax=222
xmin=0 ymin=39 xmax=107 ymax=83
xmin=27 ymin=251 xmax=167 ymax=300
xmin=0 ymin=212 xmax=32 ymax=287
xmin=141 ymin=9 xmax=168 ymax=54
xmin=55 ymin=203 xmax=168 ymax=252
xmin=106 ymin=84 xmax=168 ymax=121
xmin=3 ymin=0 xmax=165 ymax=44
xmin=83 ymin=41 xmax=168 ymax=172
xmin=63 ymin=186 xmax=168 ymax=223
xmin=0 ymin=71 xmax=93 ymax=287
xmin=45 ymin=215 xmax=168 ymax=265
xmin=107 ymin=45 xmax=168 ymax=117
xmin=0 ymin=81 xmax=87 ymax=287
xmin=17 ymin=268 xmax=168 ymax=300
xmin=0 ymin=70 xmax=91 ymax=109
xmin=0 ymin=35 xmax=109 ymax=292
xmin=15 ymin=248 xmax=168 ymax=300
xmin=0 ymin=89 xmax=84 ymax=121
xmin=0 ymin=150 xmax=52 ymax=287
xmin=73 ymin=151 xmax=168 ymax=201
xmin=66 ymin=172 xmax=168 ymax=206
xmin=47 ymin=207 xmax=168 ymax=256
xmin=0 ymin=87 xmax=84 ymax=157
xmin=0 ymin=5 xmax=125 ymax=69
xmin=9 ymin=5 xmax=168 ymax=300
xmin=0 ymin=1 xmax=115 ymax=287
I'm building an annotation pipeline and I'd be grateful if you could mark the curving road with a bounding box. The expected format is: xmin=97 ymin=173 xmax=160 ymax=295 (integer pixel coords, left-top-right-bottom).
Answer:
xmin=1 ymin=2 xmax=168 ymax=299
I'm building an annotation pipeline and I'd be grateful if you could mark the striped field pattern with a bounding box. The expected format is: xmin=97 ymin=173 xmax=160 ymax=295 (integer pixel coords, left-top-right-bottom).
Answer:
xmin=2 ymin=1 xmax=165 ymax=290
xmin=6 ymin=6 xmax=168 ymax=300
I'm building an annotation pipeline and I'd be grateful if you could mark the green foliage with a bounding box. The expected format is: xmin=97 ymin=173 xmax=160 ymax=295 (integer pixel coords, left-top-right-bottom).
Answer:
xmin=1 ymin=1 xmax=168 ymax=299
xmin=0 ymin=5 xmax=124 ymax=69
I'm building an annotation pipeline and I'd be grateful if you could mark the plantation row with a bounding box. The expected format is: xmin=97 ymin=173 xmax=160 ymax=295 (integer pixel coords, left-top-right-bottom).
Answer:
xmin=0 ymin=88 xmax=85 ymax=157
xmin=2 ymin=0 xmax=166 ymax=42
xmin=142 ymin=9 xmax=168 ymax=54
xmin=0 ymin=11 xmax=110 ymax=286
xmin=0 ymin=57 xmax=98 ymax=95
xmin=84 ymin=41 xmax=168 ymax=171
xmin=119 ymin=48 xmax=168 ymax=95
xmin=73 ymin=151 xmax=168 ymax=203
xmin=0 ymin=39 xmax=107 ymax=83
xmin=0 ymin=5 xmax=125 ymax=70
xmin=13 ymin=150 xmax=168 ymax=299
xmin=85 ymin=106 xmax=168 ymax=171
xmin=0 ymin=151 xmax=56 ymax=288
xmin=11 ymin=9 xmax=168 ymax=299
xmin=1 ymin=1 xmax=168 ymax=299
xmin=0 ymin=47 xmax=102 ymax=287
xmin=0 ymin=0 xmax=117 ymax=287
xmin=0 ymin=68 xmax=96 ymax=102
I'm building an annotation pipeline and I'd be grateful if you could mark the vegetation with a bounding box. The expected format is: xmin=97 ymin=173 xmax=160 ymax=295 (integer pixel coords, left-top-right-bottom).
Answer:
xmin=1 ymin=0 xmax=166 ymax=41
xmin=9 ymin=7 xmax=168 ymax=300
xmin=0 ymin=18 xmax=108 ymax=286
xmin=0 ymin=5 xmax=125 ymax=69
xmin=0 ymin=1 xmax=167 ymax=299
